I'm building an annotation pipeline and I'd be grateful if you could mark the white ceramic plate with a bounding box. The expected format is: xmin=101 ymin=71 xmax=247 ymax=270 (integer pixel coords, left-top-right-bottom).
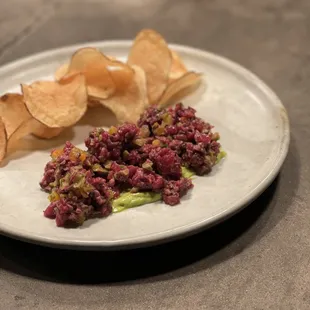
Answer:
xmin=0 ymin=41 xmax=289 ymax=250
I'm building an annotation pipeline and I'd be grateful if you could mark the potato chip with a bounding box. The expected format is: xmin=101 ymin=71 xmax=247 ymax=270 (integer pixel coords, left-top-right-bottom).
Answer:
xmin=7 ymin=118 xmax=63 ymax=151
xmin=67 ymin=47 xmax=134 ymax=99
xmin=54 ymin=63 xmax=69 ymax=81
xmin=127 ymin=29 xmax=172 ymax=104
xmin=83 ymin=62 xmax=116 ymax=99
xmin=87 ymin=97 xmax=101 ymax=108
xmin=68 ymin=47 xmax=104 ymax=73
xmin=0 ymin=117 xmax=7 ymax=162
xmin=58 ymin=71 xmax=83 ymax=85
xmin=32 ymin=124 xmax=64 ymax=139
xmin=65 ymin=48 xmax=115 ymax=99
xmin=106 ymin=60 xmax=134 ymax=95
xmin=0 ymin=93 xmax=32 ymax=138
xmin=107 ymin=55 xmax=117 ymax=61
xmin=22 ymin=74 xmax=88 ymax=128
xmin=8 ymin=118 xmax=41 ymax=148
xmin=157 ymin=72 xmax=202 ymax=107
xmin=0 ymin=93 xmax=61 ymax=153
xmin=99 ymin=65 xmax=148 ymax=124
xmin=169 ymin=50 xmax=188 ymax=82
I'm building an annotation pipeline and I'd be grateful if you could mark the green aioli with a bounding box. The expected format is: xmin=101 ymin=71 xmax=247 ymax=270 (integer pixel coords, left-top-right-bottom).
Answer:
xmin=111 ymin=151 xmax=226 ymax=213
xmin=112 ymin=166 xmax=196 ymax=213
xmin=181 ymin=166 xmax=195 ymax=178
xmin=216 ymin=150 xmax=227 ymax=164
xmin=112 ymin=191 xmax=161 ymax=213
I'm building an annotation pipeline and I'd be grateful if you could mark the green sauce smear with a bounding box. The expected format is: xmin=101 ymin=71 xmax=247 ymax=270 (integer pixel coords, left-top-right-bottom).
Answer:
xmin=181 ymin=166 xmax=195 ymax=178
xmin=216 ymin=150 xmax=227 ymax=164
xmin=112 ymin=192 xmax=161 ymax=213
xmin=112 ymin=151 xmax=226 ymax=213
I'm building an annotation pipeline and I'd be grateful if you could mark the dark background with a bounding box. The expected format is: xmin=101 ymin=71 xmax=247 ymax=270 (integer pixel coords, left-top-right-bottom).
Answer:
xmin=0 ymin=1 xmax=308 ymax=309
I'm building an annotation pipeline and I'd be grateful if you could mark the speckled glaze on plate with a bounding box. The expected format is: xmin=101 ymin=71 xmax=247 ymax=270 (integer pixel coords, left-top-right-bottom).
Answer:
xmin=0 ymin=42 xmax=290 ymax=250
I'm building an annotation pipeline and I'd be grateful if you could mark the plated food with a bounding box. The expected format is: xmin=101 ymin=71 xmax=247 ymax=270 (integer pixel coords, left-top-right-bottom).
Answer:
xmin=40 ymin=103 xmax=224 ymax=227
xmin=0 ymin=37 xmax=289 ymax=249
xmin=0 ymin=28 xmax=224 ymax=228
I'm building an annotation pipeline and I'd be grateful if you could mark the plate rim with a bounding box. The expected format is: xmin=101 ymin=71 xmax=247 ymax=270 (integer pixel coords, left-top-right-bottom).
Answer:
xmin=0 ymin=40 xmax=290 ymax=250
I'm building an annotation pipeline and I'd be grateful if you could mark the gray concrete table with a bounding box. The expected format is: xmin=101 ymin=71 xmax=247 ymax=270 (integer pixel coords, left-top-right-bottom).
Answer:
xmin=0 ymin=0 xmax=308 ymax=309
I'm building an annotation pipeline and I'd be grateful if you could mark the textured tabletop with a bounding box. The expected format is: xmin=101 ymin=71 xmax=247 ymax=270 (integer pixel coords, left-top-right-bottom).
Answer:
xmin=0 ymin=1 xmax=308 ymax=309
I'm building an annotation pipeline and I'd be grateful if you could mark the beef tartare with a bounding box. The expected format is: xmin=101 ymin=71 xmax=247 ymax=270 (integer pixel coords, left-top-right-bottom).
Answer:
xmin=40 ymin=103 xmax=224 ymax=227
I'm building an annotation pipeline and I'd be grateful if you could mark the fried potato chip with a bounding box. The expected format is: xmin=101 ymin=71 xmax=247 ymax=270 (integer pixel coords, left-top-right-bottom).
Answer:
xmin=157 ymin=72 xmax=202 ymax=107
xmin=32 ymin=125 xmax=64 ymax=139
xmin=22 ymin=74 xmax=88 ymax=128
xmin=107 ymin=55 xmax=117 ymax=61
xmin=58 ymin=71 xmax=83 ymax=84
xmin=67 ymin=47 xmax=134 ymax=99
xmin=66 ymin=47 xmax=115 ymax=99
xmin=7 ymin=119 xmax=62 ymax=150
xmin=106 ymin=60 xmax=134 ymax=95
xmin=0 ymin=117 xmax=7 ymax=162
xmin=0 ymin=93 xmax=32 ymax=138
xmin=0 ymin=93 xmax=61 ymax=154
xmin=7 ymin=118 xmax=41 ymax=148
xmin=69 ymin=48 xmax=128 ymax=73
xmin=127 ymin=29 xmax=172 ymax=104
xmin=54 ymin=63 xmax=69 ymax=81
xmin=82 ymin=62 xmax=116 ymax=99
xmin=87 ymin=97 xmax=101 ymax=108
xmin=169 ymin=50 xmax=188 ymax=82
xmin=68 ymin=47 xmax=104 ymax=72
xmin=99 ymin=65 xmax=148 ymax=124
